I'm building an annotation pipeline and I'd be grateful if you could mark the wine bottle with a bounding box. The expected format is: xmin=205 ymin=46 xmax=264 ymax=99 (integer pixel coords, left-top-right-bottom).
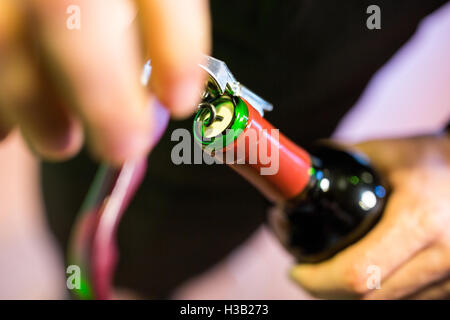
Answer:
xmin=193 ymin=94 xmax=389 ymax=263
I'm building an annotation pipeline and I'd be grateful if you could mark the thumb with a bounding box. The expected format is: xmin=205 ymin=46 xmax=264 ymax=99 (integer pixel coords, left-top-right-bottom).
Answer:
xmin=136 ymin=0 xmax=211 ymax=118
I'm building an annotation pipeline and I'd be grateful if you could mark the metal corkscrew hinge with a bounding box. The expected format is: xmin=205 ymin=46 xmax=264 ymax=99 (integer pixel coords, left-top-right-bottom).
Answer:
xmin=199 ymin=56 xmax=273 ymax=116
xmin=196 ymin=56 xmax=273 ymax=136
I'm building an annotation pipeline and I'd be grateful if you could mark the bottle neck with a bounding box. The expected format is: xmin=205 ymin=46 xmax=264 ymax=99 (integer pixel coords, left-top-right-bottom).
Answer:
xmin=225 ymin=100 xmax=312 ymax=203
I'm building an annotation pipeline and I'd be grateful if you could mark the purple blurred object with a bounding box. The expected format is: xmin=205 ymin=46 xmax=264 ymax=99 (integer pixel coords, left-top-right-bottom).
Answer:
xmin=69 ymin=100 xmax=169 ymax=300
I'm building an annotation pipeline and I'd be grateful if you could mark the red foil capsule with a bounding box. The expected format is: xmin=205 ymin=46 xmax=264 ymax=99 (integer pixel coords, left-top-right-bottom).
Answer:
xmin=211 ymin=99 xmax=312 ymax=202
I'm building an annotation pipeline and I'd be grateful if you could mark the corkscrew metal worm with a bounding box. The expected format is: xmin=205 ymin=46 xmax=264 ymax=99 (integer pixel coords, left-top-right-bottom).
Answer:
xmin=198 ymin=102 xmax=223 ymax=127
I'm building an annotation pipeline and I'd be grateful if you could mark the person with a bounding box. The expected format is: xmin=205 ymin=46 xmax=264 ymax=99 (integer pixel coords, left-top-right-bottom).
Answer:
xmin=0 ymin=0 xmax=448 ymax=299
xmin=0 ymin=0 xmax=209 ymax=163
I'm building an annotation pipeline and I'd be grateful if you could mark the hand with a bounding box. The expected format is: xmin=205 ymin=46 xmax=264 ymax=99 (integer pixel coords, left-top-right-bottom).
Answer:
xmin=0 ymin=0 xmax=210 ymax=164
xmin=290 ymin=134 xmax=450 ymax=299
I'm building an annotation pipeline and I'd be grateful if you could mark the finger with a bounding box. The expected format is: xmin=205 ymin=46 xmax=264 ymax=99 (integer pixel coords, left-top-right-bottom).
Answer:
xmin=407 ymin=277 xmax=450 ymax=300
xmin=355 ymin=137 xmax=450 ymax=176
xmin=290 ymin=190 xmax=435 ymax=298
xmin=0 ymin=0 xmax=22 ymax=139
xmin=0 ymin=2 xmax=82 ymax=158
xmin=136 ymin=0 xmax=211 ymax=118
xmin=30 ymin=0 xmax=152 ymax=165
xmin=353 ymin=139 xmax=414 ymax=174
xmin=0 ymin=46 xmax=83 ymax=160
xmin=0 ymin=0 xmax=23 ymax=44
xmin=363 ymin=243 xmax=450 ymax=299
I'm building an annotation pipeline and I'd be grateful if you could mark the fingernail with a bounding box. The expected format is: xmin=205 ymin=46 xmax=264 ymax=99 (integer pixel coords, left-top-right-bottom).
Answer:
xmin=150 ymin=100 xmax=170 ymax=148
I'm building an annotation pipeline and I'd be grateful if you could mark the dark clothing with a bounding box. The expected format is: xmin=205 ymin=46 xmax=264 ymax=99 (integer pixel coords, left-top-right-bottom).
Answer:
xmin=42 ymin=0 xmax=448 ymax=298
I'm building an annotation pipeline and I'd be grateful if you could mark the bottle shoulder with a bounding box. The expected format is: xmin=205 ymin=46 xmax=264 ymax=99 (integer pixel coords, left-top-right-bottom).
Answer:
xmin=280 ymin=142 xmax=389 ymax=263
